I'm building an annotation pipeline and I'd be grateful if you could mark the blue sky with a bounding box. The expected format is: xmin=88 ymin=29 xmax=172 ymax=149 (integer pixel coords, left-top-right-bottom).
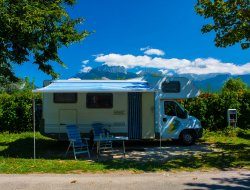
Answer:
xmin=14 ymin=0 xmax=250 ymax=86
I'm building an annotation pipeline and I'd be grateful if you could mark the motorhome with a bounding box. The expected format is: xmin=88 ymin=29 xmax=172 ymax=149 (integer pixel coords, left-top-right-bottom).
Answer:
xmin=33 ymin=77 xmax=202 ymax=145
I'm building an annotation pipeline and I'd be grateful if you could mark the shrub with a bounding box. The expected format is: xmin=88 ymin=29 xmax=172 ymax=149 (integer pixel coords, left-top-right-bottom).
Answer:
xmin=237 ymin=91 xmax=250 ymax=129
xmin=0 ymin=91 xmax=41 ymax=133
xmin=184 ymin=90 xmax=250 ymax=131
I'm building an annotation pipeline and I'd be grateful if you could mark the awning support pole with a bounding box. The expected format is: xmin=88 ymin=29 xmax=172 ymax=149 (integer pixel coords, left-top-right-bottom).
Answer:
xmin=33 ymin=98 xmax=36 ymax=160
xmin=160 ymin=129 xmax=162 ymax=154
xmin=158 ymin=97 xmax=162 ymax=156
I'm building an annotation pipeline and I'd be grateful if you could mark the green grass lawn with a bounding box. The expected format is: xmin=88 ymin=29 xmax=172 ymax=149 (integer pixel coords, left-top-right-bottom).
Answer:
xmin=0 ymin=129 xmax=249 ymax=173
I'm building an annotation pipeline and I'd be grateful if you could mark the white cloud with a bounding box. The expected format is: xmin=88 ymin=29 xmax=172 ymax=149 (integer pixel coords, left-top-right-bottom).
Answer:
xmin=178 ymin=58 xmax=250 ymax=75
xmin=140 ymin=46 xmax=150 ymax=51
xmin=140 ymin=47 xmax=165 ymax=56
xmin=95 ymin=53 xmax=189 ymax=69
xmin=144 ymin=48 xmax=165 ymax=56
xmin=95 ymin=54 xmax=152 ymax=68
xmin=94 ymin=53 xmax=250 ymax=75
xmin=92 ymin=53 xmax=104 ymax=57
xmin=82 ymin=60 xmax=89 ymax=64
xmin=80 ymin=66 xmax=92 ymax=73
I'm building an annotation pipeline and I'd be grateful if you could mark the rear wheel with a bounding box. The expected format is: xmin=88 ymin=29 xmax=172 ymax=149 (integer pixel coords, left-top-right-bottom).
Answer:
xmin=179 ymin=130 xmax=195 ymax=146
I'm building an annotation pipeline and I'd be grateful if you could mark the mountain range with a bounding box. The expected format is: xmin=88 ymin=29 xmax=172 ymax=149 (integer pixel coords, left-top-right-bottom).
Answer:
xmin=75 ymin=65 xmax=137 ymax=80
xmin=73 ymin=65 xmax=250 ymax=92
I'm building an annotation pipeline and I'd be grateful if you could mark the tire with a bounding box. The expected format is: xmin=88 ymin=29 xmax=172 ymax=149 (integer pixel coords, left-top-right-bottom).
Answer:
xmin=179 ymin=130 xmax=195 ymax=146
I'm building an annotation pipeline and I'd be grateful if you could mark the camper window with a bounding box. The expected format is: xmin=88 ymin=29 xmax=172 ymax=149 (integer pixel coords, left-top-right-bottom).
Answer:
xmin=53 ymin=93 xmax=77 ymax=103
xmin=164 ymin=101 xmax=187 ymax=119
xmin=87 ymin=93 xmax=113 ymax=108
xmin=162 ymin=81 xmax=180 ymax=93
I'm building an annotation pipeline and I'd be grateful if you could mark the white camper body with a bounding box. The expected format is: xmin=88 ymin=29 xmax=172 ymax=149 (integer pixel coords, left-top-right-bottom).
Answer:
xmin=33 ymin=77 xmax=202 ymax=145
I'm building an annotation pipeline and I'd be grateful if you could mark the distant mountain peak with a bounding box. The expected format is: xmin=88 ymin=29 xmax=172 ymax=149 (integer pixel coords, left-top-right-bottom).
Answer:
xmin=74 ymin=65 xmax=136 ymax=80
xmin=95 ymin=65 xmax=127 ymax=74
xmin=72 ymin=65 xmax=250 ymax=91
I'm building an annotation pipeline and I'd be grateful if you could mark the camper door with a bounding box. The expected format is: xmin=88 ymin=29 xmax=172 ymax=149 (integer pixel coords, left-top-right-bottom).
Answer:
xmin=160 ymin=100 xmax=188 ymax=139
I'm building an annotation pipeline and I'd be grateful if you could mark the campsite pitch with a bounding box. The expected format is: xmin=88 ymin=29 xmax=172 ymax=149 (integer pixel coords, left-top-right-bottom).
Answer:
xmin=0 ymin=129 xmax=249 ymax=173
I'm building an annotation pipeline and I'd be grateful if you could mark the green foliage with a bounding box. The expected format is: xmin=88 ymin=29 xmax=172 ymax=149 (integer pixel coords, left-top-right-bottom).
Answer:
xmin=0 ymin=130 xmax=249 ymax=173
xmin=0 ymin=0 xmax=91 ymax=81
xmin=195 ymin=0 xmax=250 ymax=49
xmin=0 ymin=81 xmax=23 ymax=94
xmin=237 ymin=91 xmax=250 ymax=129
xmin=0 ymin=91 xmax=41 ymax=133
xmin=0 ymin=77 xmax=36 ymax=94
xmin=222 ymin=77 xmax=247 ymax=93
xmin=0 ymin=105 xmax=3 ymax=118
xmin=184 ymin=78 xmax=250 ymax=130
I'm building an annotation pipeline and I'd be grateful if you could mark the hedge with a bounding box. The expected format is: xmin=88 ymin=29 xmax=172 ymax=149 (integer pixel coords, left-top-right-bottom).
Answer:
xmin=0 ymin=91 xmax=41 ymax=133
xmin=183 ymin=91 xmax=250 ymax=130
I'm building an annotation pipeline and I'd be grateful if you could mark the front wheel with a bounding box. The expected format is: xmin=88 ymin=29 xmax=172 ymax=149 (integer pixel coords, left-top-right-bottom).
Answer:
xmin=179 ymin=130 xmax=195 ymax=146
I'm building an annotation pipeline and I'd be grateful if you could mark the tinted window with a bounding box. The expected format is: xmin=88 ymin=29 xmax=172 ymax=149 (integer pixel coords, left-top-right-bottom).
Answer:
xmin=87 ymin=93 xmax=113 ymax=108
xmin=164 ymin=101 xmax=176 ymax=116
xmin=164 ymin=101 xmax=187 ymax=119
xmin=162 ymin=81 xmax=180 ymax=93
xmin=54 ymin=93 xmax=77 ymax=103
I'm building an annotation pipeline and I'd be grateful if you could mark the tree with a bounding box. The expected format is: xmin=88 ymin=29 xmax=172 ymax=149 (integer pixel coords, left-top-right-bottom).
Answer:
xmin=195 ymin=0 xmax=250 ymax=49
xmin=222 ymin=78 xmax=247 ymax=93
xmin=0 ymin=0 xmax=90 ymax=82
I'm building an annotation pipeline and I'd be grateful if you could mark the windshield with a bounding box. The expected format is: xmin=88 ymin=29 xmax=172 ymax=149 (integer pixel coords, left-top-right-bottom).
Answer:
xmin=164 ymin=101 xmax=187 ymax=119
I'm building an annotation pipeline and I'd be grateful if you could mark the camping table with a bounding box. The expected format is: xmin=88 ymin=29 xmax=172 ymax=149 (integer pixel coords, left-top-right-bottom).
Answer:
xmin=94 ymin=136 xmax=128 ymax=160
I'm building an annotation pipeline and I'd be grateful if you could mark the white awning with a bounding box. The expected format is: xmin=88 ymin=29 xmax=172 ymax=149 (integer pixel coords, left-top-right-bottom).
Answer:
xmin=32 ymin=79 xmax=157 ymax=93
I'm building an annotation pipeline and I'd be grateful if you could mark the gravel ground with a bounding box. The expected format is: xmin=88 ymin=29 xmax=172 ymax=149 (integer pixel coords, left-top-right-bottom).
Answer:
xmin=88 ymin=142 xmax=213 ymax=161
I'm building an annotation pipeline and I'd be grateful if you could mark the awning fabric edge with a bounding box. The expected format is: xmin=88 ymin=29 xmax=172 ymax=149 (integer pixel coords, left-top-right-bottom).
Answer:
xmin=32 ymin=80 xmax=157 ymax=93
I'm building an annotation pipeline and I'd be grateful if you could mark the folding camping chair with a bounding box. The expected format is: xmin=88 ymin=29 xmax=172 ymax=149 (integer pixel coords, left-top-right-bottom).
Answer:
xmin=92 ymin=123 xmax=113 ymax=153
xmin=66 ymin=125 xmax=90 ymax=159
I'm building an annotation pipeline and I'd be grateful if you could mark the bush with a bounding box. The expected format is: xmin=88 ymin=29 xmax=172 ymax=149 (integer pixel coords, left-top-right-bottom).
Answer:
xmin=0 ymin=91 xmax=41 ymax=133
xmin=183 ymin=90 xmax=250 ymax=131
xmin=237 ymin=91 xmax=250 ymax=129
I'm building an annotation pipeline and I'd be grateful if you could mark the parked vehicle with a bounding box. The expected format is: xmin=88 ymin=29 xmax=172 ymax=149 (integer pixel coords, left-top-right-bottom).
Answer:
xmin=33 ymin=76 xmax=202 ymax=145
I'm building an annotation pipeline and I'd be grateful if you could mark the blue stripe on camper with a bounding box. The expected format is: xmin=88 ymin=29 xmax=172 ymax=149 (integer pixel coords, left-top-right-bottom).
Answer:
xmin=128 ymin=92 xmax=142 ymax=140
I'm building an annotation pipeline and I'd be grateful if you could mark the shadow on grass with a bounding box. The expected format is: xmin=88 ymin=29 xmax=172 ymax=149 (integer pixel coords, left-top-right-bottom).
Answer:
xmin=238 ymin=131 xmax=250 ymax=140
xmin=185 ymin=173 xmax=250 ymax=190
xmin=0 ymin=137 xmax=68 ymax=159
xmin=99 ymin=149 xmax=248 ymax=172
xmin=97 ymin=140 xmax=250 ymax=171
xmin=0 ymin=136 xmax=249 ymax=172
